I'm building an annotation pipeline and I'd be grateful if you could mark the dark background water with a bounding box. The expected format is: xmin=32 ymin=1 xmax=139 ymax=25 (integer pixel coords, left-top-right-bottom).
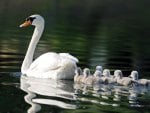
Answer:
xmin=0 ymin=0 xmax=150 ymax=113
xmin=1 ymin=0 xmax=150 ymax=76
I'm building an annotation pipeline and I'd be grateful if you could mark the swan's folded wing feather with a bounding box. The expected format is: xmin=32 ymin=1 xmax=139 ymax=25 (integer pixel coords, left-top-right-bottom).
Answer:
xmin=59 ymin=53 xmax=79 ymax=63
xmin=29 ymin=52 xmax=62 ymax=71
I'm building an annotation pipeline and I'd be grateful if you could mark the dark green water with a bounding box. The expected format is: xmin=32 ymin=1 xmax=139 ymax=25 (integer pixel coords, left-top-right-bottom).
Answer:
xmin=0 ymin=0 xmax=150 ymax=113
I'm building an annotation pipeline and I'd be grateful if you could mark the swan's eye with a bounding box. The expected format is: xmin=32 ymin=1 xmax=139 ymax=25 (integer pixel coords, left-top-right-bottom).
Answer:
xmin=26 ymin=17 xmax=36 ymax=23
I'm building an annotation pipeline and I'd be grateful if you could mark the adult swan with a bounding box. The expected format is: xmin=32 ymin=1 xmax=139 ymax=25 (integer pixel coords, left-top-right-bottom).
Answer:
xmin=20 ymin=14 xmax=78 ymax=79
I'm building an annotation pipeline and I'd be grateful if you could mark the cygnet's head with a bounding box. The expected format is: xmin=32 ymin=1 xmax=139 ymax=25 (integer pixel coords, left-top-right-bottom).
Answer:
xmin=94 ymin=70 xmax=102 ymax=77
xmin=114 ymin=70 xmax=123 ymax=78
xmin=103 ymin=69 xmax=111 ymax=77
xmin=75 ymin=67 xmax=82 ymax=76
xmin=83 ymin=68 xmax=91 ymax=77
xmin=96 ymin=65 xmax=103 ymax=72
xmin=20 ymin=14 xmax=44 ymax=27
xmin=130 ymin=71 xmax=138 ymax=80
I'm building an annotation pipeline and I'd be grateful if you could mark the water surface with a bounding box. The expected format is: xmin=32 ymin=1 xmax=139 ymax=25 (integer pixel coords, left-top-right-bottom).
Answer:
xmin=0 ymin=0 xmax=150 ymax=113
xmin=0 ymin=74 xmax=150 ymax=113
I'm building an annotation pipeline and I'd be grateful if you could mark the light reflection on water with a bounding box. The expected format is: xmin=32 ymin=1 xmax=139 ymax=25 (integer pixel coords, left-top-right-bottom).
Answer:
xmin=18 ymin=74 xmax=150 ymax=113
xmin=1 ymin=24 xmax=150 ymax=113
xmin=1 ymin=0 xmax=150 ymax=112
xmin=1 ymin=28 xmax=150 ymax=76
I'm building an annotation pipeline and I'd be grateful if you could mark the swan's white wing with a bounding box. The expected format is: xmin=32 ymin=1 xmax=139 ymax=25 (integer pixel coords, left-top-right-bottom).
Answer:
xmin=59 ymin=53 xmax=79 ymax=63
xmin=29 ymin=52 xmax=62 ymax=71
xmin=27 ymin=52 xmax=78 ymax=79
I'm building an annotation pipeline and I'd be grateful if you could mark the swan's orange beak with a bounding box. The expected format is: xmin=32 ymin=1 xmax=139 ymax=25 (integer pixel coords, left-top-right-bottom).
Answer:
xmin=19 ymin=20 xmax=31 ymax=27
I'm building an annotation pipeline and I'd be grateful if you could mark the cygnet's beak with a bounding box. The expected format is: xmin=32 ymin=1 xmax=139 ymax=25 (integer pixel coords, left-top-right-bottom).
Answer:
xmin=19 ymin=20 xmax=31 ymax=27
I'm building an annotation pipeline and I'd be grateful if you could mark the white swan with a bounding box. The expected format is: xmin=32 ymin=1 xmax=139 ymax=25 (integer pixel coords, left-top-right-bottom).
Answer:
xmin=93 ymin=70 xmax=105 ymax=84
xmin=95 ymin=65 xmax=103 ymax=72
xmin=114 ymin=70 xmax=133 ymax=86
xmin=130 ymin=71 xmax=150 ymax=86
xmin=74 ymin=67 xmax=83 ymax=83
xmin=102 ymin=69 xmax=116 ymax=84
xmin=20 ymin=14 xmax=78 ymax=79
xmin=80 ymin=68 xmax=91 ymax=84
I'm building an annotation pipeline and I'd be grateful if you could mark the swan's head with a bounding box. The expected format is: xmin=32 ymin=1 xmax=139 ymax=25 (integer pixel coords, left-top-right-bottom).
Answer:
xmin=94 ymin=70 xmax=102 ymax=77
xmin=96 ymin=65 xmax=103 ymax=72
xmin=114 ymin=70 xmax=123 ymax=78
xmin=130 ymin=71 xmax=139 ymax=80
xmin=103 ymin=69 xmax=110 ymax=77
xmin=75 ymin=67 xmax=82 ymax=76
xmin=83 ymin=68 xmax=90 ymax=77
xmin=20 ymin=14 xmax=44 ymax=27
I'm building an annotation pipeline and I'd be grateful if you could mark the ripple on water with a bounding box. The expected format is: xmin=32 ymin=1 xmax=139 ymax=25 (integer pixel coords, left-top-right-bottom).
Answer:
xmin=0 ymin=73 xmax=150 ymax=113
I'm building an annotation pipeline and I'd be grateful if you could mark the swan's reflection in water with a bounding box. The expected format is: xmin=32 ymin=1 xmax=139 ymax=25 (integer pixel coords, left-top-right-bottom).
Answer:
xmin=20 ymin=75 xmax=150 ymax=113
xmin=128 ymin=85 xmax=150 ymax=107
xmin=20 ymin=75 xmax=77 ymax=113
xmin=74 ymin=82 xmax=150 ymax=108
xmin=74 ymin=83 xmax=121 ymax=107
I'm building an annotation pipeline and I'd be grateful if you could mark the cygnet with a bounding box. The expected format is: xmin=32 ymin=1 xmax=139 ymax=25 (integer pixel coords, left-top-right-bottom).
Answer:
xmin=114 ymin=70 xmax=134 ymax=86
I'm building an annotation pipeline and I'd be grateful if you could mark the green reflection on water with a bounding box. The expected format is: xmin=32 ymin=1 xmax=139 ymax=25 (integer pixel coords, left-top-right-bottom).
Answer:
xmin=0 ymin=2 xmax=150 ymax=113
xmin=1 ymin=0 xmax=150 ymax=76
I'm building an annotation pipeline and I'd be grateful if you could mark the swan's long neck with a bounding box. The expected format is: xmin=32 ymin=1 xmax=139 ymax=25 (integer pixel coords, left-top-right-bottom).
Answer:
xmin=21 ymin=23 xmax=44 ymax=73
